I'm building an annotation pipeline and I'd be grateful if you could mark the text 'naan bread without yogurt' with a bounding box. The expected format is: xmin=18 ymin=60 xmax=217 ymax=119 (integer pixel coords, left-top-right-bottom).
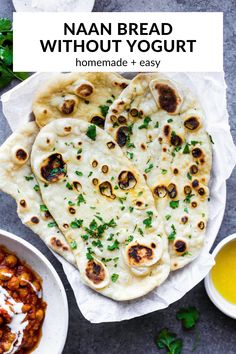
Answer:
xmin=0 ymin=122 xmax=75 ymax=265
xmin=32 ymin=72 xmax=130 ymax=129
xmin=105 ymin=73 xmax=212 ymax=270
xmin=31 ymin=118 xmax=170 ymax=300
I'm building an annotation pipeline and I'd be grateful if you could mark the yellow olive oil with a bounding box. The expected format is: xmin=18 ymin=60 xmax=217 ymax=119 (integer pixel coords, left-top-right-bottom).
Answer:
xmin=211 ymin=240 xmax=236 ymax=304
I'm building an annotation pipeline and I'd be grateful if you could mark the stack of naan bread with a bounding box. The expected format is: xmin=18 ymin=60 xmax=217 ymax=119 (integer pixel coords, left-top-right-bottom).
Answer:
xmin=0 ymin=72 xmax=212 ymax=300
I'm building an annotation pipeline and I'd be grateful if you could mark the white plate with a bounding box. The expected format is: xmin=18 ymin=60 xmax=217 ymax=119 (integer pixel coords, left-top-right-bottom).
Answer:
xmin=13 ymin=0 xmax=95 ymax=12
xmin=205 ymin=233 xmax=236 ymax=319
xmin=0 ymin=228 xmax=69 ymax=354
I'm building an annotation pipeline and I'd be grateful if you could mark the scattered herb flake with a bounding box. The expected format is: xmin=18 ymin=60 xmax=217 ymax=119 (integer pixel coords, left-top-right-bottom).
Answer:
xmin=145 ymin=163 xmax=154 ymax=173
xmin=169 ymin=200 xmax=179 ymax=209
xmin=70 ymin=240 xmax=77 ymax=250
xmin=70 ymin=218 xmax=83 ymax=228
xmin=77 ymin=194 xmax=86 ymax=206
xmin=138 ymin=116 xmax=152 ymax=129
xmin=111 ymin=273 xmax=119 ymax=282
xmin=25 ymin=176 xmax=34 ymax=181
xmin=107 ymin=239 xmax=119 ymax=251
xmin=99 ymin=105 xmax=109 ymax=117
xmin=40 ymin=204 xmax=48 ymax=212
xmin=33 ymin=184 xmax=40 ymax=192
xmin=86 ymin=124 xmax=97 ymax=141
xmin=47 ymin=221 xmax=57 ymax=228
xmin=66 ymin=182 xmax=73 ymax=190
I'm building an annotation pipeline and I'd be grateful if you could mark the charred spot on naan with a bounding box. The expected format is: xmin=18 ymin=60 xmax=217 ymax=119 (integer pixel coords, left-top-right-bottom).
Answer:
xmin=90 ymin=116 xmax=105 ymax=129
xmin=40 ymin=153 xmax=67 ymax=183
xmin=116 ymin=126 xmax=129 ymax=147
xmin=132 ymin=199 xmax=146 ymax=210
xmin=107 ymin=141 xmax=116 ymax=149
xmin=101 ymin=165 xmax=109 ymax=174
xmin=184 ymin=185 xmax=192 ymax=195
xmin=181 ymin=216 xmax=188 ymax=224
xmin=74 ymin=80 xmax=94 ymax=98
xmin=184 ymin=116 xmax=201 ymax=131
xmin=85 ymin=259 xmax=109 ymax=288
xmin=118 ymin=171 xmax=137 ymax=190
xmin=153 ymin=185 xmax=167 ymax=198
xmin=127 ymin=244 xmax=153 ymax=266
xmin=19 ymin=199 xmax=27 ymax=208
xmin=174 ymin=239 xmax=187 ymax=254
xmin=198 ymin=221 xmax=205 ymax=230
xmin=190 ymin=164 xmax=198 ymax=175
xmin=92 ymin=178 xmax=99 ymax=186
xmin=60 ymin=98 xmax=77 ymax=115
xmin=154 ymin=82 xmax=182 ymax=114
xmin=167 ymin=183 xmax=178 ymax=199
xmin=192 ymin=148 xmax=203 ymax=159
xmin=99 ymin=181 xmax=116 ymax=199
xmin=117 ymin=115 xmax=127 ymax=124
xmin=129 ymin=108 xmax=139 ymax=117
xmin=170 ymin=133 xmax=182 ymax=147
xmin=12 ymin=147 xmax=29 ymax=165
xmin=73 ymin=181 xmax=82 ymax=191
xmin=50 ymin=237 xmax=69 ymax=252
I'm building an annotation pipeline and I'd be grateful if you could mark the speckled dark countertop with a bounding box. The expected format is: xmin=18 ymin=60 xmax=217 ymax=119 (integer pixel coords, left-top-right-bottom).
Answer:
xmin=0 ymin=1 xmax=236 ymax=353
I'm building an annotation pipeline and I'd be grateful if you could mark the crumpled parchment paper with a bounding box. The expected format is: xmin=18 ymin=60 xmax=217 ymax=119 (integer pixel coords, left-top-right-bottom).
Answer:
xmin=1 ymin=72 xmax=236 ymax=323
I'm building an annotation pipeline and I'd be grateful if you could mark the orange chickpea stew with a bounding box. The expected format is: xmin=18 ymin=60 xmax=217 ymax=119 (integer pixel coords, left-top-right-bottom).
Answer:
xmin=0 ymin=246 xmax=47 ymax=354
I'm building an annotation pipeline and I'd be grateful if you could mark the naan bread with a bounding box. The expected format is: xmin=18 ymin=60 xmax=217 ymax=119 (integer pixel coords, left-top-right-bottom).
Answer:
xmin=31 ymin=118 xmax=170 ymax=300
xmin=105 ymin=73 xmax=212 ymax=270
xmin=33 ymin=72 xmax=130 ymax=128
xmin=0 ymin=122 xmax=75 ymax=265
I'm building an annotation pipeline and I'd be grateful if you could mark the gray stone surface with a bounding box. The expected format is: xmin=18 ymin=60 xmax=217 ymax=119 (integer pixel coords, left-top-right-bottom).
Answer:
xmin=0 ymin=0 xmax=236 ymax=353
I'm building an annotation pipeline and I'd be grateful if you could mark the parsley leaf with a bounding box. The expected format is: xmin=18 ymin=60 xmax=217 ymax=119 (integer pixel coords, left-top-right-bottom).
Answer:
xmin=176 ymin=307 xmax=199 ymax=329
xmin=168 ymin=224 xmax=177 ymax=241
xmin=183 ymin=143 xmax=190 ymax=154
xmin=145 ymin=163 xmax=154 ymax=173
xmin=138 ymin=116 xmax=152 ymax=129
xmin=47 ymin=221 xmax=57 ymax=228
xmin=70 ymin=240 xmax=77 ymax=250
xmin=111 ymin=273 xmax=119 ymax=282
xmin=107 ymin=239 xmax=119 ymax=251
xmin=169 ymin=200 xmax=179 ymax=209
xmin=99 ymin=105 xmax=109 ymax=117
xmin=40 ymin=204 xmax=48 ymax=212
xmin=77 ymin=194 xmax=86 ymax=206
xmin=86 ymin=124 xmax=97 ymax=141
xmin=70 ymin=218 xmax=83 ymax=228
xmin=0 ymin=18 xmax=28 ymax=89
xmin=156 ymin=328 xmax=183 ymax=354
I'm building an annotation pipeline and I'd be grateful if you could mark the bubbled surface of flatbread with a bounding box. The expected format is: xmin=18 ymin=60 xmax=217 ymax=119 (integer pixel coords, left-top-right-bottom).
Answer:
xmin=0 ymin=122 xmax=75 ymax=265
xmin=105 ymin=73 xmax=212 ymax=270
xmin=33 ymin=72 xmax=130 ymax=128
xmin=31 ymin=118 xmax=170 ymax=301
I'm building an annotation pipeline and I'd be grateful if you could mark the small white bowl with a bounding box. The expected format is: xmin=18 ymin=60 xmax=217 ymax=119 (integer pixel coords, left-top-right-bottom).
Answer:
xmin=205 ymin=233 xmax=236 ymax=319
xmin=0 ymin=228 xmax=69 ymax=353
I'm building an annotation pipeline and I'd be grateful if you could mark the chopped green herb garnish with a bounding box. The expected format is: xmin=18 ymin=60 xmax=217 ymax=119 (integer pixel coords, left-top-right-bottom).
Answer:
xmin=127 ymin=151 xmax=134 ymax=160
xmin=66 ymin=182 xmax=73 ymax=190
xmin=184 ymin=193 xmax=194 ymax=203
xmin=168 ymin=224 xmax=176 ymax=241
xmin=25 ymin=176 xmax=34 ymax=181
xmin=169 ymin=200 xmax=179 ymax=209
xmin=77 ymin=148 xmax=82 ymax=154
xmin=48 ymin=221 xmax=57 ymax=228
xmin=70 ymin=218 xmax=83 ymax=228
xmin=107 ymin=239 xmax=119 ymax=251
xmin=161 ymin=169 xmax=167 ymax=175
xmin=138 ymin=228 xmax=144 ymax=236
xmin=138 ymin=116 xmax=152 ymax=129
xmin=88 ymin=171 xmax=93 ymax=177
xmin=183 ymin=143 xmax=190 ymax=154
xmin=129 ymin=206 xmax=134 ymax=213
xmin=77 ymin=194 xmax=86 ymax=206
xmin=165 ymin=214 xmax=171 ymax=220
xmin=33 ymin=184 xmax=40 ymax=192
xmin=68 ymin=201 xmax=75 ymax=206
xmin=70 ymin=240 xmax=77 ymax=250
xmin=209 ymin=134 xmax=214 ymax=144
xmin=40 ymin=204 xmax=48 ymax=212
xmin=154 ymin=121 xmax=159 ymax=128
xmin=75 ymin=171 xmax=83 ymax=177
xmin=125 ymin=235 xmax=134 ymax=245
xmin=145 ymin=164 xmax=154 ymax=173
xmin=167 ymin=118 xmax=173 ymax=123
xmin=111 ymin=273 xmax=119 ymax=282
xmin=99 ymin=105 xmax=109 ymax=117
xmin=187 ymin=172 xmax=192 ymax=180
xmin=86 ymin=124 xmax=97 ymax=141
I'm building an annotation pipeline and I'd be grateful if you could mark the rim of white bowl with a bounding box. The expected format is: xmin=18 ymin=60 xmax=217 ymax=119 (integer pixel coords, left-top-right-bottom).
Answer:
xmin=0 ymin=228 xmax=69 ymax=352
xmin=204 ymin=233 xmax=236 ymax=319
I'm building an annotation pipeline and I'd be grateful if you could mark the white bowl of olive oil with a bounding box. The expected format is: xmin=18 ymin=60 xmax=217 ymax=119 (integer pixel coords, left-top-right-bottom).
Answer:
xmin=205 ymin=234 xmax=236 ymax=319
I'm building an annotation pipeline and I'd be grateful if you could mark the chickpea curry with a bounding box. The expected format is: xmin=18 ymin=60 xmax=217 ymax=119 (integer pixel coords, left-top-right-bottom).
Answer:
xmin=0 ymin=246 xmax=46 ymax=354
